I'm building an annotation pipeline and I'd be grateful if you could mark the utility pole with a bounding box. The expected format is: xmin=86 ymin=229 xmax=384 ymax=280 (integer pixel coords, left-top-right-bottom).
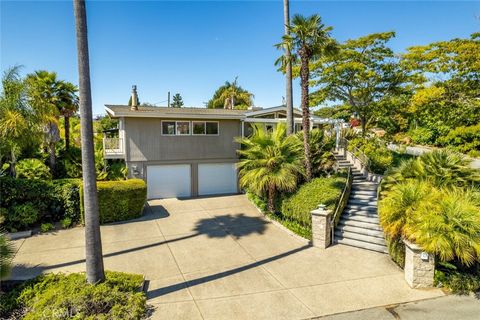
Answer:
xmin=284 ymin=0 xmax=294 ymax=135
xmin=167 ymin=91 xmax=171 ymax=108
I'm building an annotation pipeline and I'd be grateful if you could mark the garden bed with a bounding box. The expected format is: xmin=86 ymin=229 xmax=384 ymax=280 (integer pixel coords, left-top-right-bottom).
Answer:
xmin=0 ymin=271 xmax=147 ymax=319
xmin=247 ymin=173 xmax=347 ymax=239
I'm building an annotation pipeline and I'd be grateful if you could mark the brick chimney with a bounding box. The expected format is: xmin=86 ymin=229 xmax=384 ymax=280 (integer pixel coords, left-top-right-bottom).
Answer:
xmin=130 ymin=85 xmax=138 ymax=111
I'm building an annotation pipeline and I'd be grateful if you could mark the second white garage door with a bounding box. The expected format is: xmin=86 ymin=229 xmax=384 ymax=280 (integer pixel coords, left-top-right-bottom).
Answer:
xmin=198 ymin=163 xmax=237 ymax=196
xmin=147 ymin=164 xmax=191 ymax=199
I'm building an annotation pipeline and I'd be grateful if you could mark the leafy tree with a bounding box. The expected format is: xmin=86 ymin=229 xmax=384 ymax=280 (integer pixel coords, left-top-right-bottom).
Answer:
xmin=276 ymin=14 xmax=337 ymax=181
xmin=401 ymin=34 xmax=480 ymax=139
xmin=73 ymin=0 xmax=105 ymax=284
xmin=207 ymin=78 xmax=253 ymax=109
xmin=0 ymin=66 xmax=38 ymax=177
xmin=236 ymin=123 xmax=304 ymax=212
xmin=314 ymin=104 xmax=351 ymax=121
xmin=171 ymin=93 xmax=184 ymax=108
xmin=312 ymin=32 xmax=406 ymax=136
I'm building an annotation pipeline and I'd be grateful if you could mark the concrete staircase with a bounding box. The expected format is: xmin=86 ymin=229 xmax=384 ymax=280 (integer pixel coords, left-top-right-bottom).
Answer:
xmin=333 ymin=152 xmax=388 ymax=254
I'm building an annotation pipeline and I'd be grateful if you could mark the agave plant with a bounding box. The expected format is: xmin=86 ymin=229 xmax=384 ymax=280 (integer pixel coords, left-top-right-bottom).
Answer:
xmin=236 ymin=123 xmax=304 ymax=212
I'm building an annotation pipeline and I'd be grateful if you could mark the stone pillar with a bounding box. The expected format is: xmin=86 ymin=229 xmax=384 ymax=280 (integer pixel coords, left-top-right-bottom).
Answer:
xmin=311 ymin=204 xmax=332 ymax=249
xmin=403 ymin=240 xmax=435 ymax=288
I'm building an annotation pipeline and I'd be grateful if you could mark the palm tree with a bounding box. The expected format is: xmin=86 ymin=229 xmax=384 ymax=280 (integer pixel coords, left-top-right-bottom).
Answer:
xmin=25 ymin=70 xmax=61 ymax=173
xmin=0 ymin=66 xmax=36 ymax=177
xmin=208 ymin=78 xmax=254 ymax=110
xmin=57 ymin=81 xmax=79 ymax=150
xmin=276 ymin=14 xmax=337 ymax=181
xmin=283 ymin=0 xmax=294 ymax=135
xmin=236 ymin=123 xmax=304 ymax=212
xmin=73 ymin=0 xmax=105 ymax=284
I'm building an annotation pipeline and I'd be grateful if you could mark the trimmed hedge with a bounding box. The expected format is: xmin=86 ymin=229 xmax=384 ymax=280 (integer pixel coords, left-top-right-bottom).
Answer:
xmin=0 ymin=177 xmax=82 ymax=232
xmin=80 ymin=179 xmax=147 ymax=224
xmin=0 ymin=271 xmax=146 ymax=319
xmin=280 ymin=173 xmax=346 ymax=238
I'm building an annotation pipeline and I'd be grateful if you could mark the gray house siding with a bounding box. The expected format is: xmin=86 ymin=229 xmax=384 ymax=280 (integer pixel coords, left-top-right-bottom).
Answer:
xmin=124 ymin=118 xmax=241 ymax=162
xmin=123 ymin=117 xmax=241 ymax=197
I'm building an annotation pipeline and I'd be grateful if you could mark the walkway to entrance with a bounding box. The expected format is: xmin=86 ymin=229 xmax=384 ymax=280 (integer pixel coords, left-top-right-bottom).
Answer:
xmin=10 ymin=195 xmax=444 ymax=319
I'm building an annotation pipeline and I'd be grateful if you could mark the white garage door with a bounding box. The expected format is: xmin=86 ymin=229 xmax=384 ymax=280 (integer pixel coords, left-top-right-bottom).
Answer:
xmin=147 ymin=164 xmax=191 ymax=199
xmin=198 ymin=163 xmax=237 ymax=196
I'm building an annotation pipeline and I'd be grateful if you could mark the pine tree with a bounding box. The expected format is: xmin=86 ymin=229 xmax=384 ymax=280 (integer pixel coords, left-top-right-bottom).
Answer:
xmin=171 ymin=93 xmax=184 ymax=108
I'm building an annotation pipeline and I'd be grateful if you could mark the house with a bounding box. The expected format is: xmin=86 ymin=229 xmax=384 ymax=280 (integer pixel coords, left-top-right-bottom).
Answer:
xmin=104 ymin=86 xmax=343 ymax=199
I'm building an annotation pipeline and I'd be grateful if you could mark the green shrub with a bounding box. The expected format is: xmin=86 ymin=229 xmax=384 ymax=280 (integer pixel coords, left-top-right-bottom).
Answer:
xmin=407 ymin=127 xmax=435 ymax=145
xmin=80 ymin=179 xmax=147 ymax=224
xmin=61 ymin=217 xmax=72 ymax=229
xmin=52 ymin=179 xmax=82 ymax=222
xmin=436 ymin=123 xmax=480 ymax=157
xmin=16 ymin=158 xmax=52 ymax=180
xmin=281 ymin=174 xmax=346 ymax=235
xmin=9 ymin=204 xmax=39 ymax=230
xmin=0 ymin=177 xmax=82 ymax=231
xmin=1 ymin=271 xmax=146 ymax=319
xmin=348 ymin=137 xmax=393 ymax=174
xmin=385 ymin=236 xmax=405 ymax=268
xmin=40 ymin=222 xmax=54 ymax=233
xmin=435 ymin=264 xmax=480 ymax=294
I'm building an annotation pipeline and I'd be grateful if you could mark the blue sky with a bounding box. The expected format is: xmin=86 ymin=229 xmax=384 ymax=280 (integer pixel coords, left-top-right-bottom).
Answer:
xmin=1 ymin=1 xmax=479 ymax=115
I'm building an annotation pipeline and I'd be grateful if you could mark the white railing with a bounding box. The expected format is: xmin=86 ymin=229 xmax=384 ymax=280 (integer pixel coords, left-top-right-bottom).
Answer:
xmin=103 ymin=138 xmax=124 ymax=156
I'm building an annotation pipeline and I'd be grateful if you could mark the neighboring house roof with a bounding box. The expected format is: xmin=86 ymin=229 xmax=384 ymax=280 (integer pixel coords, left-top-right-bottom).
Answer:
xmin=244 ymin=105 xmax=302 ymax=117
xmin=105 ymin=105 xmax=247 ymax=120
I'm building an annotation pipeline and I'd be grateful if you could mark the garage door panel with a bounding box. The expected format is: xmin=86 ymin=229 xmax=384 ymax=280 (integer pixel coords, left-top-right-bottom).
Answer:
xmin=147 ymin=165 xmax=191 ymax=199
xmin=198 ymin=163 xmax=237 ymax=196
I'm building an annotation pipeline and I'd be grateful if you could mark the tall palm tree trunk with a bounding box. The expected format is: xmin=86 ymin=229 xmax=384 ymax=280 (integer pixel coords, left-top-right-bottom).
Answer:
xmin=299 ymin=51 xmax=312 ymax=181
xmin=283 ymin=0 xmax=294 ymax=135
xmin=65 ymin=115 xmax=70 ymax=150
xmin=73 ymin=0 xmax=105 ymax=284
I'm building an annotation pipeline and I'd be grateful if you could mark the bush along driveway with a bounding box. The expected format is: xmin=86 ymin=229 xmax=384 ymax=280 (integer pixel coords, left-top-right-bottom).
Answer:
xmin=9 ymin=195 xmax=444 ymax=320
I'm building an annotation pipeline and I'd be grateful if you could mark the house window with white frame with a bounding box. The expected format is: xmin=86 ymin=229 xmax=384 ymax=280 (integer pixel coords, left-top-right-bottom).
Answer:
xmin=176 ymin=121 xmax=190 ymax=135
xmin=162 ymin=121 xmax=176 ymax=135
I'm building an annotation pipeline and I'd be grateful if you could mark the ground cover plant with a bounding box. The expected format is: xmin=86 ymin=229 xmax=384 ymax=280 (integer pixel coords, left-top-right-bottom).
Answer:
xmin=0 ymin=271 xmax=146 ymax=319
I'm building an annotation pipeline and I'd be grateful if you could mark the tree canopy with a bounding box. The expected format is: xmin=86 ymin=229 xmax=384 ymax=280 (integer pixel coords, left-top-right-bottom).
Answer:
xmin=207 ymin=78 xmax=253 ymax=109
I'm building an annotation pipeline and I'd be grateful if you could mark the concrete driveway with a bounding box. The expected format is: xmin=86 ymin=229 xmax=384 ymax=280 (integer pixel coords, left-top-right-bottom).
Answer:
xmin=10 ymin=195 xmax=444 ymax=319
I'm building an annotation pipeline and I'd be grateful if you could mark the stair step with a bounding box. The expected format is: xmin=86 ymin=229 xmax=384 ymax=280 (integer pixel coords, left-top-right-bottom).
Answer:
xmin=341 ymin=214 xmax=379 ymax=224
xmin=344 ymin=210 xmax=378 ymax=217
xmin=349 ymin=194 xmax=377 ymax=201
xmin=334 ymin=230 xmax=386 ymax=246
xmin=334 ymin=237 xmax=388 ymax=254
xmin=352 ymin=186 xmax=378 ymax=192
xmin=348 ymin=199 xmax=377 ymax=206
xmin=351 ymin=190 xmax=377 ymax=196
xmin=338 ymin=219 xmax=383 ymax=231
xmin=346 ymin=204 xmax=377 ymax=211
xmin=337 ymin=225 xmax=385 ymax=239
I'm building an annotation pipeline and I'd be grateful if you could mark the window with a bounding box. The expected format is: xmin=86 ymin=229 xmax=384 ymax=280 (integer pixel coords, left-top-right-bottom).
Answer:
xmin=206 ymin=122 xmax=219 ymax=135
xmin=162 ymin=121 xmax=176 ymax=135
xmin=193 ymin=121 xmax=206 ymax=135
xmin=176 ymin=121 xmax=190 ymax=135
